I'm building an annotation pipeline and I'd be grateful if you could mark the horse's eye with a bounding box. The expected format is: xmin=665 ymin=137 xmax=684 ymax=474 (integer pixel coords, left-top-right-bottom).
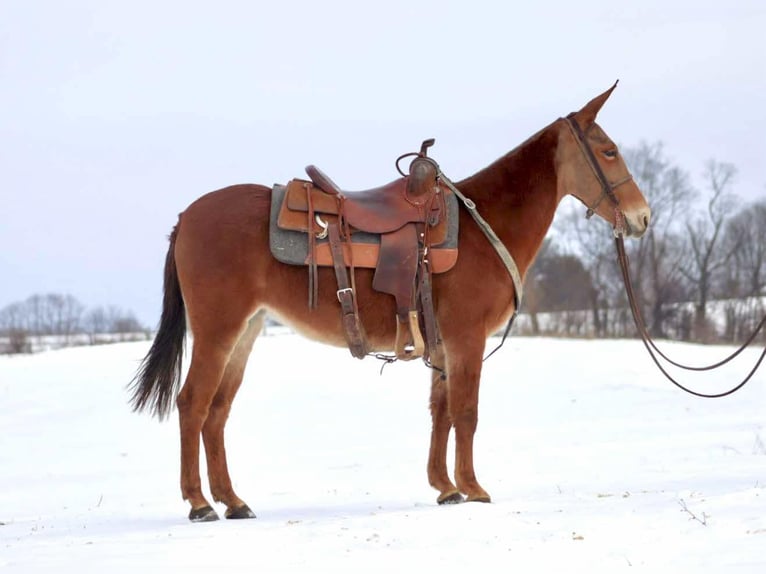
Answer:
xmin=603 ymin=149 xmax=618 ymax=159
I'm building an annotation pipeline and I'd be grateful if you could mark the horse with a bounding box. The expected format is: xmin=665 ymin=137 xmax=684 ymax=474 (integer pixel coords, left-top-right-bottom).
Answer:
xmin=130 ymin=83 xmax=651 ymax=522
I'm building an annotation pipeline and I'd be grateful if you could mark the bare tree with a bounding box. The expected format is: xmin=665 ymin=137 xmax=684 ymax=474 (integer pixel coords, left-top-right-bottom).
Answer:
xmin=1 ymin=293 xmax=145 ymax=353
xmin=718 ymin=199 xmax=766 ymax=341
xmin=84 ymin=305 xmax=145 ymax=341
xmin=26 ymin=293 xmax=55 ymax=335
xmin=84 ymin=306 xmax=109 ymax=344
xmin=723 ymin=200 xmax=766 ymax=297
xmin=103 ymin=306 xmax=139 ymax=333
xmin=554 ymin=203 xmax=625 ymax=337
xmin=112 ymin=313 xmax=144 ymax=334
xmin=525 ymin=237 xmax=596 ymax=335
xmin=681 ymin=160 xmax=740 ymax=341
xmin=0 ymin=302 xmax=31 ymax=353
xmin=622 ymin=142 xmax=695 ymax=338
xmin=51 ymin=294 xmax=84 ymax=342
xmin=0 ymin=301 xmax=29 ymax=333
xmin=21 ymin=293 xmax=82 ymax=337
xmin=523 ymin=238 xmax=550 ymax=335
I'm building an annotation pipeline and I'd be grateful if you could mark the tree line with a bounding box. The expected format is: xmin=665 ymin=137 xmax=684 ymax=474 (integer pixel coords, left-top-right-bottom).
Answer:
xmin=0 ymin=293 xmax=147 ymax=353
xmin=523 ymin=141 xmax=766 ymax=343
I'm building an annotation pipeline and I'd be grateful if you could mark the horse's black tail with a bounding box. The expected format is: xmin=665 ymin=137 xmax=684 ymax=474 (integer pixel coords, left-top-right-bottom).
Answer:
xmin=129 ymin=224 xmax=186 ymax=420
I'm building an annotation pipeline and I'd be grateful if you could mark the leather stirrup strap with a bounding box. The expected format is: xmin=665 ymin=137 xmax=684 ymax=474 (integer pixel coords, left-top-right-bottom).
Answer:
xmin=418 ymin=258 xmax=439 ymax=361
xmin=327 ymin=222 xmax=367 ymax=359
xmin=305 ymin=183 xmax=319 ymax=308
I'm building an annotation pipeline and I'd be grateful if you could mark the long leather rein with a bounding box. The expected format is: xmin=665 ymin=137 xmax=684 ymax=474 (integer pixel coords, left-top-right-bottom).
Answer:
xmin=615 ymin=236 xmax=766 ymax=398
xmin=566 ymin=115 xmax=765 ymax=397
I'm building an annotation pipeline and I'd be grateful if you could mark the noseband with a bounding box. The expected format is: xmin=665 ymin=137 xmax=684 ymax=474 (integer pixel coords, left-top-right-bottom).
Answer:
xmin=564 ymin=113 xmax=633 ymax=223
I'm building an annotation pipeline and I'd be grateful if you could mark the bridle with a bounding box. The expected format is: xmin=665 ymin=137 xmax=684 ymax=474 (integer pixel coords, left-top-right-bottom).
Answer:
xmin=564 ymin=112 xmax=633 ymax=226
xmin=564 ymin=114 xmax=765 ymax=397
xmin=439 ymin=114 xmax=632 ymax=362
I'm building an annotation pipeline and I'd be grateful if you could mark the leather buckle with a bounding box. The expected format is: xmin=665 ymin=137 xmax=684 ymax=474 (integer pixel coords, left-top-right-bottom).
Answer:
xmin=336 ymin=287 xmax=353 ymax=303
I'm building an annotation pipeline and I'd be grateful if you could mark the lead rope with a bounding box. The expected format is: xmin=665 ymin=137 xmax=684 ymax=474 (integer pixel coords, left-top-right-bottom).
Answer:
xmin=616 ymin=234 xmax=766 ymax=398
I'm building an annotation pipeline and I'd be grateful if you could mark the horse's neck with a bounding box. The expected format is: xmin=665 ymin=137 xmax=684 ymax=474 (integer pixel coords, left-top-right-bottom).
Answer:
xmin=456 ymin=126 xmax=560 ymax=276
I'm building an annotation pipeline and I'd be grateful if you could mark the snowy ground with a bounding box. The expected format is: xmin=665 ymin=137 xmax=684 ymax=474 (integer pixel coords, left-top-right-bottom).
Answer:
xmin=1 ymin=334 xmax=765 ymax=573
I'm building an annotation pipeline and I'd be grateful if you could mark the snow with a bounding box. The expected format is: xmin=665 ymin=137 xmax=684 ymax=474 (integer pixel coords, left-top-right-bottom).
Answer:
xmin=1 ymin=334 xmax=765 ymax=573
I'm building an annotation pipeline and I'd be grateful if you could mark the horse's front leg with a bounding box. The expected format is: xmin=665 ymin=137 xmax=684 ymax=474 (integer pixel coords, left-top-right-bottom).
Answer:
xmin=427 ymin=342 xmax=463 ymax=504
xmin=445 ymin=339 xmax=491 ymax=503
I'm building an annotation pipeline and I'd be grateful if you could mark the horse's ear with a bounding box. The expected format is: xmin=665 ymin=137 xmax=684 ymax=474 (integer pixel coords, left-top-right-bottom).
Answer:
xmin=573 ymin=80 xmax=619 ymax=127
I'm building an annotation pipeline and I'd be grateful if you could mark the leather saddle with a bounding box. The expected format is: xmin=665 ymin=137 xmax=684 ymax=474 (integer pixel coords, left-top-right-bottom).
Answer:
xmin=270 ymin=140 xmax=459 ymax=362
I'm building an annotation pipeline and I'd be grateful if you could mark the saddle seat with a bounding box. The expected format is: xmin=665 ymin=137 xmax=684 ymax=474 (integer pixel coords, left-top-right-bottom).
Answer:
xmin=304 ymin=164 xmax=441 ymax=234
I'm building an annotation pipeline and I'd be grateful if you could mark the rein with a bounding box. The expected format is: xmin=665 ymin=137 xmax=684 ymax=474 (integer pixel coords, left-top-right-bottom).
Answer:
xmin=615 ymin=235 xmax=766 ymax=398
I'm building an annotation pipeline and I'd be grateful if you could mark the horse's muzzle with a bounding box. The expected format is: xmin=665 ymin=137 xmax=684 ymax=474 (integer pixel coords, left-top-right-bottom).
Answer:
xmin=623 ymin=207 xmax=651 ymax=238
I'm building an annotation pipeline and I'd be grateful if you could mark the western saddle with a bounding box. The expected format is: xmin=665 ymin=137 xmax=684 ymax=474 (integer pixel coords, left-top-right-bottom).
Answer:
xmin=271 ymin=139 xmax=458 ymax=362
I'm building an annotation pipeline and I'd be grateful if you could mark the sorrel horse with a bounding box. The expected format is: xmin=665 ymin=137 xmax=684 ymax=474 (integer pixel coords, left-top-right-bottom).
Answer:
xmin=130 ymin=83 xmax=651 ymax=521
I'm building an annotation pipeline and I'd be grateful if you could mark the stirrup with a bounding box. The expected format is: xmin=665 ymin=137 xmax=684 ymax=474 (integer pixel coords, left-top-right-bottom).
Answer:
xmin=394 ymin=311 xmax=425 ymax=361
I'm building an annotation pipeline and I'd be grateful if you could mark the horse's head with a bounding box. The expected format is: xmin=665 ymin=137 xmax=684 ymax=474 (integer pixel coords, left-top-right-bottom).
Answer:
xmin=556 ymin=82 xmax=651 ymax=238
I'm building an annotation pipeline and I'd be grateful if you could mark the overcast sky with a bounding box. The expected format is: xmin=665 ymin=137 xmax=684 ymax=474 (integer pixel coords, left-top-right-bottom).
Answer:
xmin=2 ymin=0 xmax=765 ymax=327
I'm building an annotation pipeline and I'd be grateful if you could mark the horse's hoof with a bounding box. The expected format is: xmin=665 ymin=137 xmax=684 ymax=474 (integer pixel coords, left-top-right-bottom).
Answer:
xmin=466 ymin=494 xmax=492 ymax=503
xmin=189 ymin=505 xmax=220 ymax=522
xmin=437 ymin=490 xmax=464 ymax=505
xmin=225 ymin=504 xmax=257 ymax=520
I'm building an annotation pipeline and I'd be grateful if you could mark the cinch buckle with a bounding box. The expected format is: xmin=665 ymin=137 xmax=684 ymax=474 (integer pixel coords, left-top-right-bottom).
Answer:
xmin=336 ymin=287 xmax=353 ymax=303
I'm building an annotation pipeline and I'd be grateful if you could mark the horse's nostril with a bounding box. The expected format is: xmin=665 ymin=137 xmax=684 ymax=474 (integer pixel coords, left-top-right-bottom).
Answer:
xmin=643 ymin=214 xmax=649 ymax=228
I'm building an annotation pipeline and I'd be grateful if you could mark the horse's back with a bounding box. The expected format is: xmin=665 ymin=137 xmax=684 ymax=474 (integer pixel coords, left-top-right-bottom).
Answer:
xmin=172 ymin=183 xmax=393 ymax=347
xmin=180 ymin=183 xmax=272 ymax=233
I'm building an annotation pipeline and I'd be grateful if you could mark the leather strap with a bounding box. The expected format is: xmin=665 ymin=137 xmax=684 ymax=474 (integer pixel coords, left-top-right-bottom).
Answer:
xmin=305 ymin=182 xmax=319 ymax=308
xmin=418 ymin=257 xmax=439 ymax=361
xmin=564 ymin=113 xmax=633 ymax=219
xmin=328 ymin=222 xmax=367 ymax=359
xmin=436 ymin=173 xmax=523 ymax=361
xmin=437 ymin=174 xmax=523 ymax=317
xmin=616 ymin=234 xmax=765 ymax=398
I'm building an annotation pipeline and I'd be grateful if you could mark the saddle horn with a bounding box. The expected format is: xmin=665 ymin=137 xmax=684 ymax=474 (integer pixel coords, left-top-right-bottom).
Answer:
xmin=419 ymin=138 xmax=435 ymax=156
xmin=407 ymin=139 xmax=439 ymax=199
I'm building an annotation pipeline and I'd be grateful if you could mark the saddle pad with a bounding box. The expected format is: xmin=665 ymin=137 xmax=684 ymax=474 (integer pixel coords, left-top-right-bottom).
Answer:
xmin=269 ymin=184 xmax=459 ymax=272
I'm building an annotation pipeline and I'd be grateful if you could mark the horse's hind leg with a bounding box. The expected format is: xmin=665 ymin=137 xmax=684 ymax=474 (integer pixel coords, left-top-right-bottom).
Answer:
xmin=427 ymin=342 xmax=463 ymax=504
xmin=202 ymin=310 xmax=266 ymax=519
xmin=177 ymin=316 xmax=249 ymax=522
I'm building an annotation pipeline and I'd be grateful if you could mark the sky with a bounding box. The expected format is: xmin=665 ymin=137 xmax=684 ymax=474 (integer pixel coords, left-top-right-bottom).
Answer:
xmin=1 ymin=335 xmax=765 ymax=571
xmin=2 ymin=0 xmax=765 ymax=327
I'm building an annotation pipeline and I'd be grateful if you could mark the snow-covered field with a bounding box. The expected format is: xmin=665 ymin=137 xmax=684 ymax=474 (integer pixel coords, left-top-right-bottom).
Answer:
xmin=1 ymin=334 xmax=764 ymax=573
